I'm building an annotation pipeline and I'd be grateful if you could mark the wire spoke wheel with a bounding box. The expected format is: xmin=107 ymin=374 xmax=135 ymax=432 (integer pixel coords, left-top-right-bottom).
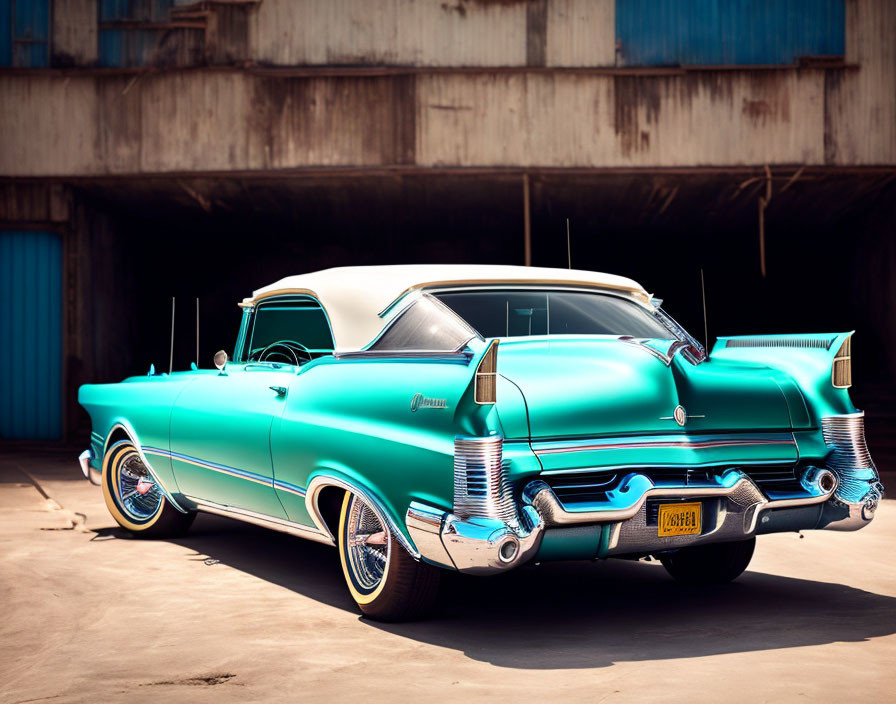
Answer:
xmin=337 ymin=490 xmax=440 ymax=621
xmin=102 ymin=440 xmax=195 ymax=537
xmin=345 ymin=496 xmax=390 ymax=593
xmin=116 ymin=452 xmax=163 ymax=521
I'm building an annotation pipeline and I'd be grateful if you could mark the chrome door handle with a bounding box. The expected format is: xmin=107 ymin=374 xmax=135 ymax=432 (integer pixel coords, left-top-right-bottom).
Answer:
xmin=269 ymin=385 xmax=287 ymax=397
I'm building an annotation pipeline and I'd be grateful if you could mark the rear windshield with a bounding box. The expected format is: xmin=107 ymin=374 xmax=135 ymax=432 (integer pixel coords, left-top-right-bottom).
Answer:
xmin=434 ymin=290 xmax=671 ymax=339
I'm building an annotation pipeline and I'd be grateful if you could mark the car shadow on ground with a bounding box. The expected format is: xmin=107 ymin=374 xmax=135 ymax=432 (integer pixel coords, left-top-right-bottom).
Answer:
xmin=98 ymin=512 xmax=896 ymax=670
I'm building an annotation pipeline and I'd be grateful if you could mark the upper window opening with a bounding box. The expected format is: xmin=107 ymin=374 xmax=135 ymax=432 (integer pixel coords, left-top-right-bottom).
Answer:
xmin=369 ymin=295 xmax=478 ymax=352
xmin=244 ymin=296 xmax=334 ymax=364
xmin=434 ymin=289 xmax=672 ymax=340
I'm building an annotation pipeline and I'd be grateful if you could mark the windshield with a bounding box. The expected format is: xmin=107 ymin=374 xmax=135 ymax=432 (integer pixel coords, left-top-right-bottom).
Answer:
xmin=434 ymin=289 xmax=673 ymax=339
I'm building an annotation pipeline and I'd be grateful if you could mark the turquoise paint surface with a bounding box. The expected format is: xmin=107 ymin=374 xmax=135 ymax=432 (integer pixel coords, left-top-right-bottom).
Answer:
xmin=78 ymin=295 xmax=858 ymax=548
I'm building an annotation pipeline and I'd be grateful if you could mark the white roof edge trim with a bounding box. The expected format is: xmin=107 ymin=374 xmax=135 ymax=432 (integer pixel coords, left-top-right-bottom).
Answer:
xmin=238 ymin=265 xmax=651 ymax=352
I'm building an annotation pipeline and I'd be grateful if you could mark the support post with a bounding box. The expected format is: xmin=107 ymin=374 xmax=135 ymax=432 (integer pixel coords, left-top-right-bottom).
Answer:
xmin=523 ymin=173 xmax=532 ymax=267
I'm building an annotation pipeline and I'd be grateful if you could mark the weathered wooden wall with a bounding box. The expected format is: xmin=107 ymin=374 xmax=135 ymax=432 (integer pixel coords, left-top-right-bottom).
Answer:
xmin=2 ymin=65 xmax=892 ymax=176
xmin=250 ymin=0 xmax=533 ymax=67
xmin=0 ymin=0 xmax=891 ymax=176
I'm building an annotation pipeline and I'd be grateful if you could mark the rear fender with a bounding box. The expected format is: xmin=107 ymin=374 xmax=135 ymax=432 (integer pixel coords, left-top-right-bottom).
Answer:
xmin=305 ymin=468 xmax=420 ymax=558
xmin=711 ymin=332 xmax=855 ymax=418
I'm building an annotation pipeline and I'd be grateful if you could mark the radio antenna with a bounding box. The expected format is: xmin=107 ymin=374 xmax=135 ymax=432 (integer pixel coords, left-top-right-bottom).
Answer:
xmin=700 ymin=268 xmax=710 ymax=354
xmin=195 ymin=297 xmax=200 ymax=368
xmin=566 ymin=218 xmax=572 ymax=269
xmin=168 ymin=296 xmax=175 ymax=375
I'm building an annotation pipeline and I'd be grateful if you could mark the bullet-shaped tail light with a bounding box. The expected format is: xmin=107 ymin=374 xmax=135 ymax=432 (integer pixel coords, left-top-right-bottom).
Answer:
xmin=474 ymin=340 xmax=498 ymax=405
xmin=833 ymin=335 xmax=852 ymax=388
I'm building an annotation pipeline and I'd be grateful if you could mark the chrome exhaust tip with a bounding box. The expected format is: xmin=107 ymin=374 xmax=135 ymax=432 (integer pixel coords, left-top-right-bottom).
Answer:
xmin=497 ymin=534 xmax=520 ymax=564
xmin=801 ymin=467 xmax=838 ymax=496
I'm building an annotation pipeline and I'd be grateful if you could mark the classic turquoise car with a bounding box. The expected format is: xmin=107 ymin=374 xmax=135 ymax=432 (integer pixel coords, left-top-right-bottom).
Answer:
xmin=78 ymin=265 xmax=884 ymax=621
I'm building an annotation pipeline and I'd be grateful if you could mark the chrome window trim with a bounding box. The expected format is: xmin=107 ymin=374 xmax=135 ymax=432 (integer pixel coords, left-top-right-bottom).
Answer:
xmin=240 ymin=293 xmax=337 ymax=363
xmin=380 ymin=284 xmax=652 ymax=318
xmin=420 ymin=286 xmax=703 ymax=354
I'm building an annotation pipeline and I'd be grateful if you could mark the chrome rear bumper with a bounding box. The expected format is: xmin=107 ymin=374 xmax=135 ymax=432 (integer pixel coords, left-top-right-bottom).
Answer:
xmin=78 ymin=449 xmax=101 ymax=485
xmin=407 ymin=465 xmax=882 ymax=573
xmin=524 ymin=466 xmax=838 ymax=534
xmin=407 ymin=414 xmax=882 ymax=574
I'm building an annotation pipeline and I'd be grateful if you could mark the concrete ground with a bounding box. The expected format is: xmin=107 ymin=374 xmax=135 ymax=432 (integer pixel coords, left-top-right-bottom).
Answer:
xmin=1 ymin=451 xmax=894 ymax=704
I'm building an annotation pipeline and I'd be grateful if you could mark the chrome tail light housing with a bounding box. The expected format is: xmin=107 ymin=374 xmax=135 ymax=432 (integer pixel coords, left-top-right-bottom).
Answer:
xmin=822 ymin=412 xmax=881 ymax=506
xmin=453 ymin=435 xmax=516 ymax=523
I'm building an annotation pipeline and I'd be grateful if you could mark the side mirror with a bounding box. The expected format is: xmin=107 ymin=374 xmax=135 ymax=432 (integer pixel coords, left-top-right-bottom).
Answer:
xmin=214 ymin=350 xmax=229 ymax=372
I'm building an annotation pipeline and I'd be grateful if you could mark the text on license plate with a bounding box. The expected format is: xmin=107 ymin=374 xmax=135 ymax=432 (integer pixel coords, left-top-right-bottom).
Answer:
xmin=658 ymin=502 xmax=702 ymax=537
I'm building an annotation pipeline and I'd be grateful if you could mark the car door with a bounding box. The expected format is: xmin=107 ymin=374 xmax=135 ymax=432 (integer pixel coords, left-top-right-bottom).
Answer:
xmin=169 ymin=294 xmax=335 ymax=517
xmin=169 ymin=364 xmax=295 ymax=517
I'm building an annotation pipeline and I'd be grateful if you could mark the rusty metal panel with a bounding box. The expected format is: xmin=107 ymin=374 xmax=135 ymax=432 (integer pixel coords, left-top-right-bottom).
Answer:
xmin=0 ymin=75 xmax=99 ymax=176
xmin=546 ymin=0 xmax=615 ymax=66
xmin=244 ymin=75 xmax=416 ymax=168
xmin=417 ymin=71 xmax=826 ymax=166
xmin=52 ymin=0 xmax=99 ymax=65
xmin=98 ymin=27 xmax=204 ymax=67
xmin=616 ymin=0 xmax=845 ymax=66
xmin=250 ymin=0 xmax=528 ymax=66
xmin=824 ymin=0 xmax=896 ymax=164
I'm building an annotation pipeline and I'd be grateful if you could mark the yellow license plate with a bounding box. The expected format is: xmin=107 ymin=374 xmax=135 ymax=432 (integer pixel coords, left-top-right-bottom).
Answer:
xmin=658 ymin=502 xmax=702 ymax=537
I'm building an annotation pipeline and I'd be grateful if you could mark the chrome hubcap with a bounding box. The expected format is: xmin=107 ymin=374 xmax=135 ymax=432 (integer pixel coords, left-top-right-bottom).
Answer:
xmin=346 ymin=497 xmax=390 ymax=591
xmin=117 ymin=453 xmax=162 ymax=520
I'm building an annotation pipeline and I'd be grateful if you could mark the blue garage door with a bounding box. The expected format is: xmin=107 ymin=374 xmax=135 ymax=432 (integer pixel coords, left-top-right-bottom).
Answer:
xmin=0 ymin=231 xmax=62 ymax=440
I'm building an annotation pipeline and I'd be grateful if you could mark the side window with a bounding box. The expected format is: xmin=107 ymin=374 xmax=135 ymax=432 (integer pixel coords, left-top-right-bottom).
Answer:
xmin=369 ymin=295 xmax=477 ymax=352
xmin=243 ymin=297 xmax=334 ymax=363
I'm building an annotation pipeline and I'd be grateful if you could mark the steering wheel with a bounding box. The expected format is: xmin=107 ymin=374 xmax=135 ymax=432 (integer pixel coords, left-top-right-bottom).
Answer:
xmin=258 ymin=340 xmax=313 ymax=365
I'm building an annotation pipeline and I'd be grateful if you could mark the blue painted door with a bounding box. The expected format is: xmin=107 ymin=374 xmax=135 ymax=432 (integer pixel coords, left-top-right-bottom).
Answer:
xmin=0 ymin=231 xmax=62 ymax=439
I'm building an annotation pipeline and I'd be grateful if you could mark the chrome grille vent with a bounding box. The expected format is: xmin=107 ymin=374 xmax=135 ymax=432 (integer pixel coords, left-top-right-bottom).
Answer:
xmin=453 ymin=436 xmax=516 ymax=522
xmin=725 ymin=337 xmax=835 ymax=350
xmin=822 ymin=413 xmax=879 ymax=504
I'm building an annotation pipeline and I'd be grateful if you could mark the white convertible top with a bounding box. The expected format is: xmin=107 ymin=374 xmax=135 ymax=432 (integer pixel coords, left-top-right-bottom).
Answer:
xmin=242 ymin=264 xmax=650 ymax=352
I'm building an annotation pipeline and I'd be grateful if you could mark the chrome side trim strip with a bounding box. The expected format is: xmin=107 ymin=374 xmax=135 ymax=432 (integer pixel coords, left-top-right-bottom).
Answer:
xmin=540 ymin=459 xmax=794 ymax=476
xmin=532 ymin=432 xmax=796 ymax=456
xmin=145 ymin=447 xmax=274 ymax=488
xmin=305 ymin=476 xmax=420 ymax=559
xmin=188 ymin=497 xmax=334 ymax=546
